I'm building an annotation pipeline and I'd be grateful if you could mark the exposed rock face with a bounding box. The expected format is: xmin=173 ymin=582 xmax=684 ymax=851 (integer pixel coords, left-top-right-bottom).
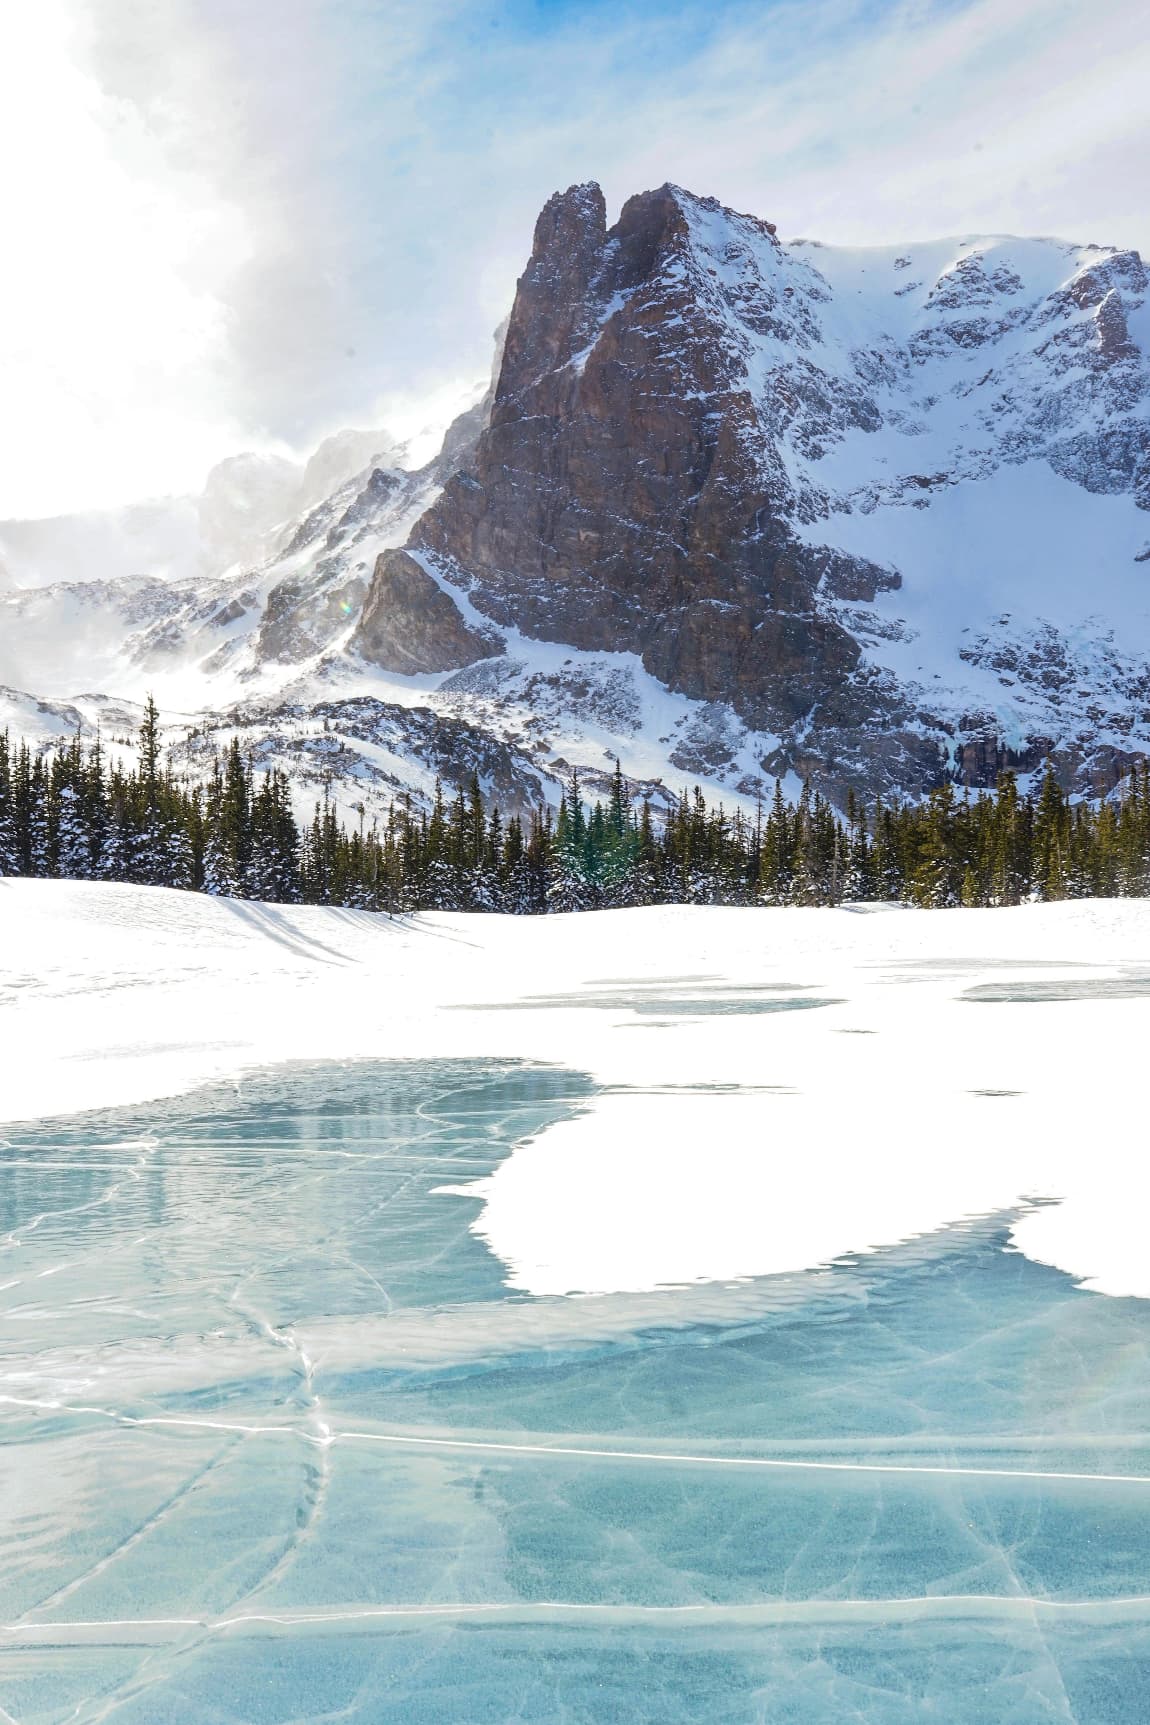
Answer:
xmin=413 ymin=182 xmax=872 ymax=737
xmin=346 ymin=178 xmax=1150 ymax=801
xmin=258 ymin=469 xmax=408 ymax=665
xmin=352 ymin=550 xmax=501 ymax=674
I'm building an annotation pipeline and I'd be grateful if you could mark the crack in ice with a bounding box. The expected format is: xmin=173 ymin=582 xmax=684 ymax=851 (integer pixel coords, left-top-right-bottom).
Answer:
xmin=4 ymin=1396 xmax=1150 ymax=1486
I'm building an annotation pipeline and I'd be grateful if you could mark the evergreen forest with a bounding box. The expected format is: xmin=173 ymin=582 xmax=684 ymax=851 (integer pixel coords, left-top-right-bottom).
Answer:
xmin=3 ymin=701 xmax=1150 ymax=913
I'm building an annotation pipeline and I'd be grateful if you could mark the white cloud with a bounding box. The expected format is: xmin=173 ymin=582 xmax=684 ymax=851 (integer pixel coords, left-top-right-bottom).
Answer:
xmin=0 ymin=4 xmax=256 ymax=516
xmin=1 ymin=0 xmax=1147 ymax=519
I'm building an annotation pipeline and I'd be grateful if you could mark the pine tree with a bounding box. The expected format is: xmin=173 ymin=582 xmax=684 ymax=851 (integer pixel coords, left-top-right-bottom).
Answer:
xmin=55 ymin=778 xmax=92 ymax=879
xmin=249 ymin=770 xmax=300 ymax=902
xmin=204 ymin=741 xmax=253 ymax=898
xmin=550 ymin=773 xmax=589 ymax=911
xmin=910 ymin=782 xmax=959 ymax=907
xmin=1033 ymin=762 xmax=1070 ymax=901
xmin=27 ymin=755 xmax=51 ymax=878
xmin=843 ymin=791 xmax=872 ymax=902
xmin=790 ymin=782 xmax=819 ymax=906
xmin=8 ymin=703 xmax=1150 ymax=919
xmin=990 ymin=772 xmax=1028 ymax=905
xmin=759 ymin=781 xmax=791 ymax=905
xmin=0 ymin=734 xmax=18 ymax=875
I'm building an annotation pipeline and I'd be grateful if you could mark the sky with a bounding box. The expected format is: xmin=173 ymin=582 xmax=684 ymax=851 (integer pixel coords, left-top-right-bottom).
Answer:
xmin=1 ymin=0 xmax=1148 ymax=520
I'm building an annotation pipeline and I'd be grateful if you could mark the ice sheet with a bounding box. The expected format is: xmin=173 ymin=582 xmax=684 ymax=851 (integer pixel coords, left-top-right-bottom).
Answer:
xmin=3 ymin=1060 xmax=1150 ymax=1721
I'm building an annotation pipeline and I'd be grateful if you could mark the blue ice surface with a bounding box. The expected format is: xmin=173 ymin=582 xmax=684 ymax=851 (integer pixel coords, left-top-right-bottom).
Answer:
xmin=2 ymin=1058 xmax=1150 ymax=1722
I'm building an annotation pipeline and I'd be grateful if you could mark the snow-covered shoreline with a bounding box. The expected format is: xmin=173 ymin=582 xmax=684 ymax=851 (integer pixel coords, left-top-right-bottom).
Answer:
xmin=2 ymin=878 xmax=1148 ymax=1300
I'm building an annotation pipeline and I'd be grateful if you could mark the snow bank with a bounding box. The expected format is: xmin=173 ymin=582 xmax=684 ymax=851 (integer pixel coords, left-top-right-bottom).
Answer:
xmin=2 ymin=880 xmax=1148 ymax=1300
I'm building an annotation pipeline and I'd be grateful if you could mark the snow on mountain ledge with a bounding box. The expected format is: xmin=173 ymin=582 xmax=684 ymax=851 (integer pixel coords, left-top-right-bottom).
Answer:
xmin=2 ymin=879 xmax=1150 ymax=1301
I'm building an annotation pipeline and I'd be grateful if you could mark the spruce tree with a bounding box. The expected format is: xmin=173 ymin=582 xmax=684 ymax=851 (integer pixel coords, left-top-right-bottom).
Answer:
xmin=0 ymin=734 xmax=18 ymax=875
xmin=1033 ymin=763 xmax=1070 ymax=901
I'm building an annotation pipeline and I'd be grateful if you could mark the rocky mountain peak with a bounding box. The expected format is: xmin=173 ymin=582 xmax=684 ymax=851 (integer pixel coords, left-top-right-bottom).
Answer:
xmin=531 ymin=180 xmax=607 ymax=267
xmin=609 ymin=182 xmax=694 ymax=280
xmin=346 ymin=180 xmax=1150 ymax=803
xmin=495 ymin=181 xmax=783 ymax=413
xmin=496 ymin=183 xmax=609 ymax=402
xmin=357 ymin=180 xmax=873 ymax=754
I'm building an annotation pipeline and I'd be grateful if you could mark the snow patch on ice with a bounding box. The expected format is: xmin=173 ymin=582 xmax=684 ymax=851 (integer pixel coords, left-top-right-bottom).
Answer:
xmin=2 ymin=880 xmax=1149 ymax=1302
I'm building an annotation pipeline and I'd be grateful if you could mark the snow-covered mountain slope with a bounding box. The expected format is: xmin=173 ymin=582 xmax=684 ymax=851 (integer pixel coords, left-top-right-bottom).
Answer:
xmin=0 ymin=428 xmax=404 ymax=593
xmin=352 ymin=182 xmax=1149 ymax=801
xmin=0 ymin=462 xmax=433 ymax=699
xmin=730 ymin=225 xmax=1148 ymax=521
xmin=1 ymin=182 xmax=1148 ymax=813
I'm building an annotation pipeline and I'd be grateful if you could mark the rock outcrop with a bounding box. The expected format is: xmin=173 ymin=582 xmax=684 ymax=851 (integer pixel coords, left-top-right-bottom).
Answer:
xmin=412 ymin=182 xmax=873 ymax=737
xmin=353 ymin=550 xmax=501 ymax=675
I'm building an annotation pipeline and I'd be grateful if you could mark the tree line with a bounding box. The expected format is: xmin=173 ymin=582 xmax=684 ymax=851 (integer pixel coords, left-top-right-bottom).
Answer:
xmin=3 ymin=701 xmax=1150 ymax=911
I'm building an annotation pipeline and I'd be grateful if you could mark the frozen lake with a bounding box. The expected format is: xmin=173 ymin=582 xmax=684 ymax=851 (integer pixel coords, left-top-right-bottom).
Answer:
xmin=4 ymin=1056 xmax=1150 ymax=1722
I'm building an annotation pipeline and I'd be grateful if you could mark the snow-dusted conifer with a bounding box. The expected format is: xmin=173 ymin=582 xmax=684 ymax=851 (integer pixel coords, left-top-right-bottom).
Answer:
xmin=0 ymin=734 xmax=18 ymax=876
xmin=55 ymin=783 xmax=92 ymax=879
